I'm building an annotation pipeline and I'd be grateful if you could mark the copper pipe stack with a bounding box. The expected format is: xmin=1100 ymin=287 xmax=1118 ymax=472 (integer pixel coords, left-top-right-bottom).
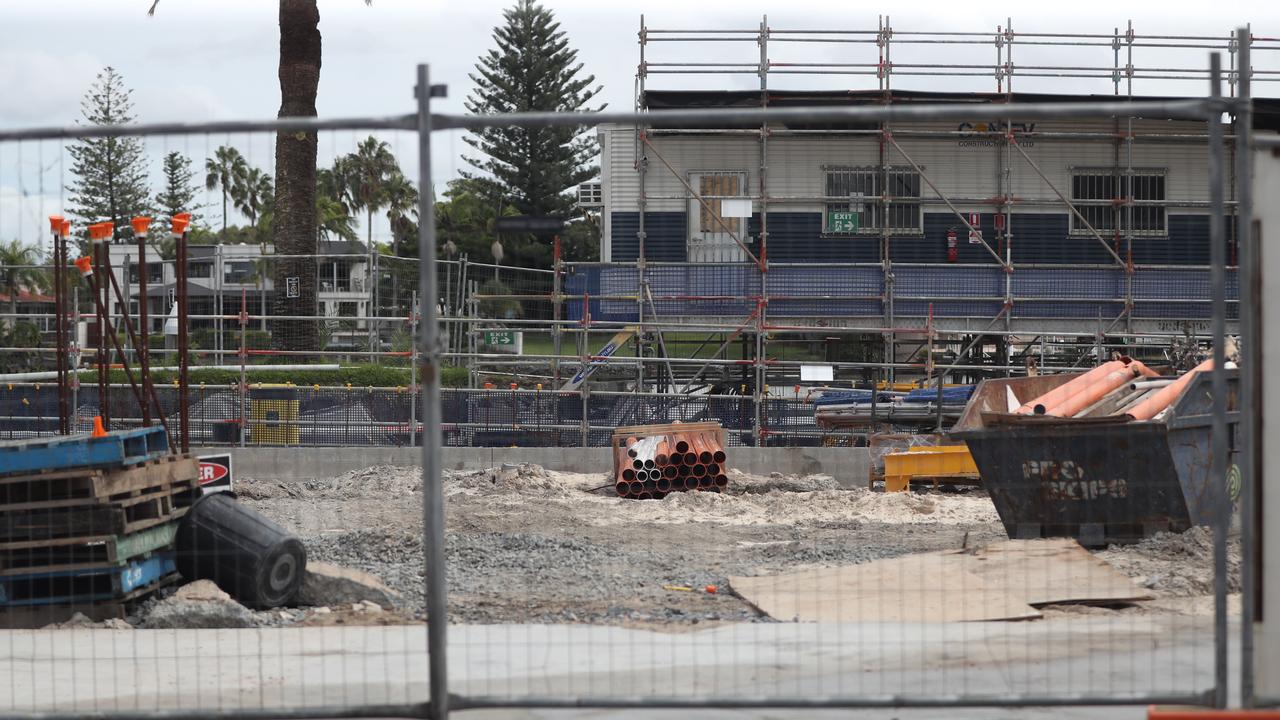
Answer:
xmin=612 ymin=423 xmax=730 ymax=500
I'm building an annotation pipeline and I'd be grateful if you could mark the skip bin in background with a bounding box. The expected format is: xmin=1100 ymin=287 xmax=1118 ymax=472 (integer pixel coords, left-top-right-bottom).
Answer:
xmin=952 ymin=368 xmax=1237 ymax=546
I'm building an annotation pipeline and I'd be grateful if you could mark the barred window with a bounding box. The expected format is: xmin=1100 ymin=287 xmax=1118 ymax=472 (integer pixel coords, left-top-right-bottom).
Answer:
xmin=1070 ymin=168 xmax=1167 ymax=236
xmin=824 ymin=166 xmax=921 ymax=235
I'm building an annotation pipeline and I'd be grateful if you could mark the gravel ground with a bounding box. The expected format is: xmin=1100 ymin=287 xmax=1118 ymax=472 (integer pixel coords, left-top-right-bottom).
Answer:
xmin=238 ymin=463 xmax=1228 ymax=627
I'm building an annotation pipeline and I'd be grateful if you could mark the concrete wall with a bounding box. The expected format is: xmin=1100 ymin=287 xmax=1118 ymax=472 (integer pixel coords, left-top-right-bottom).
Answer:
xmin=199 ymin=446 xmax=871 ymax=489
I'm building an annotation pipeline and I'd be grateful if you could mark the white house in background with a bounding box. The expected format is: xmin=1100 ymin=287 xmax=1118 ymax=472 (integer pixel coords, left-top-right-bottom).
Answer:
xmin=104 ymin=240 xmax=374 ymax=336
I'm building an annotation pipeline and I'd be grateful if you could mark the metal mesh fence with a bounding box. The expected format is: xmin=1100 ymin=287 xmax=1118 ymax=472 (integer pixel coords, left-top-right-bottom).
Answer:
xmin=0 ymin=22 xmax=1261 ymax=720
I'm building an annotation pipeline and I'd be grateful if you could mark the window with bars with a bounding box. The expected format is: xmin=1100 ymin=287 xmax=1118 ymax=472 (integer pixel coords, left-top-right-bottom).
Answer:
xmin=1069 ymin=168 xmax=1167 ymax=236
xmin=823 ymin=166 xmax=922 ymax=235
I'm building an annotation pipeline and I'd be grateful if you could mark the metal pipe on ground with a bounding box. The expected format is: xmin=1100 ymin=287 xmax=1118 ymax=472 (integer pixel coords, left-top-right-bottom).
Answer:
xmin=692 ymin=464 xmax=707 ymax=478
xmin=674 ymin=437 xmax=690 ymax=454
xmin=683 ymin=452 xmax=697 ymax=465
xmin=707 ymin=463 xmax=720 ymax=476
xmin=656 ymin=477 xmax=672 ymax=492
xmin=655 ymin=439 xmax=670 ymax=466
xmin=622 ymin=468 xmax=635 ymax=482
xmin=715 ymin=474 xmax=729 ymax=488
xmin=628 ymin=481 xmax=643 ymax=495
xmin=683 ymin=476 xmax=699 ymax=490
xmin=663 ymin=466 xmax=678 ymax=480
xmin=614 ymin=482 xmax=629 ymax=496
xmin=693 ymin=434 xmax=714 ymax=465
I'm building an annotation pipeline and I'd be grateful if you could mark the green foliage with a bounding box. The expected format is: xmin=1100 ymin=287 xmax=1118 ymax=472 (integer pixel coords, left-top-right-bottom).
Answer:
xmin=463 ymin=0 xmax=603 ymax=218
xmin=66 ymin=67 xmax=152 ymax=242
xmin=408 ymin=178 xmax=517 ymax=262
xmin=477 ymin=278 xmax=522 ymax=319
xmin=560 ymin=215 xmax=600 ymax=262
xmin=0 ymin=321 xmax=42 ymax=373
xmin=155 ymin=151 xmax=203 ymax=227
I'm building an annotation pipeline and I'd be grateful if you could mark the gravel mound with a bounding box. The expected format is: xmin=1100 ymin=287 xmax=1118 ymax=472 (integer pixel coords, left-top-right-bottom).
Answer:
xmin=1096 ymin=526 xmax=1241 ymax=596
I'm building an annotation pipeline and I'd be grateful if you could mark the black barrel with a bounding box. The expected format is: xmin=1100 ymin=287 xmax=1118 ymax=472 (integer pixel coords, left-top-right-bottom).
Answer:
xmin=176 ymin=493 xmax=306 ymax=608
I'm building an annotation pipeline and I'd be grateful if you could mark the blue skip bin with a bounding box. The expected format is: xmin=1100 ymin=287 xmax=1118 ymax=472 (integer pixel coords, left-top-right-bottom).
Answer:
xmin=0 ymin=426 xmax=169 ymax=478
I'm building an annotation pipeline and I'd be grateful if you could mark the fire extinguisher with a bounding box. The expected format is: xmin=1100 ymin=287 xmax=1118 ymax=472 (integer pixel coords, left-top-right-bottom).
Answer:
xmin=946 ymin=228 xmax=958 ymax=263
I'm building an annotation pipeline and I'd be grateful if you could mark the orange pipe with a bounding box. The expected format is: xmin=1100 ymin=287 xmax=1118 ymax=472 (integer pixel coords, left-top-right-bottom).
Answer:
xmin=655 ymin=439 xmax=670 ymax=466
xmin=1045 ymin=360 xmax=1157 ymax=418
xmin=1127 ymin=359 xmax=1214 ymax=421
xmin=1017 ymin=359 xmax=1146 ymax=415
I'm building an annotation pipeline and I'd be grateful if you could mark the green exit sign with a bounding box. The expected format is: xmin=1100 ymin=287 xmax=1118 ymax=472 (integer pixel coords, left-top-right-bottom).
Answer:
xmin=484 ymin=331 xmax=515 ymax=345
xmin=827 ymin=211 xmax=861 ymax=234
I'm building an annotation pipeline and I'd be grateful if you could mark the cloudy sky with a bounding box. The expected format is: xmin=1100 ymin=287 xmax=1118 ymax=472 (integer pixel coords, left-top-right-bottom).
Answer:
xmin=0 ymin=0 xmax=1274 ymax=252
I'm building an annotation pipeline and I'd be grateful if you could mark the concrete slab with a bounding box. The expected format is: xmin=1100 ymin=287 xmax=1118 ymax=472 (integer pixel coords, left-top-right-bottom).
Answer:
xmin=0 ymin=617 xmax=1222 ymax=716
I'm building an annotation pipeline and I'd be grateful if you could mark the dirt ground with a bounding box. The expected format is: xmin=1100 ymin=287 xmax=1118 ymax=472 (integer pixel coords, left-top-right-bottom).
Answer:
xmin=238 ymin=463 xmax=1236 ymax=627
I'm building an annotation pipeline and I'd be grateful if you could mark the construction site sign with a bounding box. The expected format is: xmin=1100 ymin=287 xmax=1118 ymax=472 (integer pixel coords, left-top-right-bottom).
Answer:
xmin=827 ymin=211 xmax=860 ymax=234
xmin=482 ymin=329 xmax=523 ymax=354
xmin=560 ymin=326 xmax=638 ymax=391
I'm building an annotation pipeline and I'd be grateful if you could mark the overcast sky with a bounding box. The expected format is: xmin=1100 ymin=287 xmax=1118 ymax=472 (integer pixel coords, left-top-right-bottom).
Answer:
xmin=0 ymin=0 xmax=1274 ymax=252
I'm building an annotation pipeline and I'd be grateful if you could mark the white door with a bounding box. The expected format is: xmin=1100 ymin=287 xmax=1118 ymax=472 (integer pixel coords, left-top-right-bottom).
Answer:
xmin=688 ymin=171 xmax=749 ymax=263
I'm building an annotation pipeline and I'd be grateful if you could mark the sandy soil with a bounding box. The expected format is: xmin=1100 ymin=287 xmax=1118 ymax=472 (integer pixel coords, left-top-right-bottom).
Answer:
xmin=237 ymin=463 xmax=1232 ymax=627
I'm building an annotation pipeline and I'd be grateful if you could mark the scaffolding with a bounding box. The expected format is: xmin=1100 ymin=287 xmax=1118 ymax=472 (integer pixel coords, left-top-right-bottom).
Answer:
xmin=605 ymin=17 xmax=1280 ymax=428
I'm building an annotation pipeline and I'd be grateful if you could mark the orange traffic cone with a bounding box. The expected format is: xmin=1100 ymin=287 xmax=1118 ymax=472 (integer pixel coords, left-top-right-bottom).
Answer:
xmin=91 ymin=416 xmax=107 ymax=438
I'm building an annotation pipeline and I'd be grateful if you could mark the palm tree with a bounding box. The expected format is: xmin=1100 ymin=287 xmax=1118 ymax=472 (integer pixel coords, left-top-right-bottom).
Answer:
xmin=336 ymin=136 xmax=400 ymax=251
xmin=383 ymin=172 xmax=418 ymax=257
xmin=233 ymin=167 xmax=274 ymax=230
xmin=0 ymin=240 xmax=47 ymax=330
xmin=316 ymin=166 xmax=359 ymax=244
xmin=204 ymin=145 xmax=247 ymax=234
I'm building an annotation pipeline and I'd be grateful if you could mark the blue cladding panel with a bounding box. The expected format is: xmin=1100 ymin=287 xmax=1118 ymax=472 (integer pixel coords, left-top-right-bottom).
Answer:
xmin=895 ymin=265 xmax=1004 ymax=297
xmin=610 ymin=211 xmax=1227 ymax=266
xmin=1014 ymin=268 xmax=1125 ymax=299
xmin=751 ymin=214 xmax=881 ymax=262
xmin=767 ymin=265 xmax=883 ymax=317
xmin=610 ymin=212 xmax=687 ymax=262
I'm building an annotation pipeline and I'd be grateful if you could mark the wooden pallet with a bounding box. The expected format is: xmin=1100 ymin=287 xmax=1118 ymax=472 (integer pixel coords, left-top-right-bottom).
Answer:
xmin=0 ymin=426 xmax=169 ymax=478
xmin=0 ymin=552 xmax=176 ymax=606
xmin=0 ymin=483 xmax=198 ymax=544
xmin=0 ymin=572 xmax=181 ymax=629
xmin=611 ymin=421 xmax=726 ymax=447
xmin=0 ymin=455 xmax=199 ymax=508
xmin=0 ymin=522 xmax=179 ymax=576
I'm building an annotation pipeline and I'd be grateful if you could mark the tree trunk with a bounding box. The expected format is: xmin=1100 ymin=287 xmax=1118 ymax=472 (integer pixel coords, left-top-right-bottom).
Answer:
xmin=270 ymin=0 xmax=321 ymax=352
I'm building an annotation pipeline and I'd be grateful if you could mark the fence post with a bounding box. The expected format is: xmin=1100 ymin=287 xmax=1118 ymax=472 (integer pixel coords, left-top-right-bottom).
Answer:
xmin=415 ymin=63 xmax=449 ymax=720
xmin=1207 ymin=51 xmax=1229 ymax=710
xmin=239 ymin=288 xmax=248 ymax=448
xmin=411 ymin=290 xmax=419 ymax=448
xmin=580 ymin=386 xmax=589 ymax=447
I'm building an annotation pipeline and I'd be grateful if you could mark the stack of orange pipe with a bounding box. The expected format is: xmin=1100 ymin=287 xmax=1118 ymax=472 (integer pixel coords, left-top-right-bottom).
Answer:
xmin=613 ymin=428 xmax=729 ymax=499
